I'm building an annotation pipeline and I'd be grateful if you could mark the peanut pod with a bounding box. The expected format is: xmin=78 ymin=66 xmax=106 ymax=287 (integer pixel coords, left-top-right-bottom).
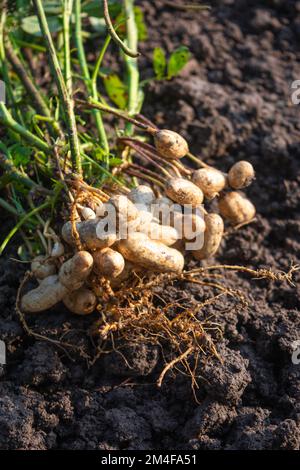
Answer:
xmin=63 ymin=287 xmax=97 ymax=315
xmin=192 ymin=168 xmax=227 ymax=199
xmin=92 ymin=248 xmax=125 ymax=279
xmin=59 ymin=251 xmax=94 ymax=290
xmin=118 ymin=232 xmax=184 ymax=273
xmin=62 ymin=219 xmax=117 ymax=250
xmin=21 ymin=275 xmax=68 ymax=313
xmin=154 ymin=129 xmax=189 ymax=159
xmin=228 ymin=161 xmax=255 ymax=190
xmin=193 ymin=213 xmax=224 ymax=260
xmin=218 ymin=191 xmax=256 ymax=225
xmin=166 ymin=178 xmax=204 ymax=207
xmin=31 ymin=255 xmax=56 ymax=281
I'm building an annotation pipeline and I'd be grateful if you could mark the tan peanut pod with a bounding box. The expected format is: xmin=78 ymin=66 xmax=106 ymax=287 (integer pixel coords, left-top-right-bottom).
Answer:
xmin=79 ymin=206 xmax=96 ymax=220
xmin=109 ymin=194 xmax=139 ymax=221
xmin=154 ymin=129 xmax=189 ymax=159
xmin=136 ymin=209 xmax=153 ymax=231
xmin=139 ymin=222 xmax=179 ymax=246
xmin=31 ymin=255 xmax=56 ymax=281
xmin=166 ymin=178 xmax=204 ymax=207
xmin=228 ymin=161 xmax=255 ymax=189
xmin=218 ymin=191 xmax=256 ymax=225
xmin=59 ymin=251 xmax=93 ymax=291
xmin=118 ymin=233 xmax=184 ymax=273
xmin=152 ymin=197 xmax=182 ymax=225
xmin=92 ymin=248 xmax=125 ymax=279
xmin=173 ymin=210 xmax=206 ymax=241
xmin=128 ymin=185 xmax=156 ymax=207
xmin=63 ymin=287 xmax=97 ymax=315
xmin=96 ymin=195 xmax=141 ymax=237
xmin=193 ymin=213 xmax=224 ymax=260
xmin=192 ymin=168 xmax=227 ymax=199
xmin=61 ymin=220 xmax=117 ymax=250
xmin=51 ymin=241 xmax=64 ymax=258
xmin=21 ymin=275 xmax=68 ymax=313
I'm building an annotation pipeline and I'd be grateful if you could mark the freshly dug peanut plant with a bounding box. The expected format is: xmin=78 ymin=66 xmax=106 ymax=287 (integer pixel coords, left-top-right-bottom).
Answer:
xmin=21 ymin=124 xmax=256 ymax=316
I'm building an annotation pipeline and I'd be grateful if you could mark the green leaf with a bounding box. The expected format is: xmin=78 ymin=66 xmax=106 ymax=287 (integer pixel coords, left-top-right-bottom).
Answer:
xmin=109 ymin=157 xmax=123 ymax=167
xmin=21 ymin=15 xmax=62 ymax=36
xmin=103 ymin=74 xmax=128 ymax=110
xmin=153 ymin=47 xmax=167 ymax=80
xmin=10 ymin=144 xmax=31 ymax=168
xmin=134 ymin=6 xmax=148 ymax=41
xmin=167 ymin=46 xmax=191 ymax=79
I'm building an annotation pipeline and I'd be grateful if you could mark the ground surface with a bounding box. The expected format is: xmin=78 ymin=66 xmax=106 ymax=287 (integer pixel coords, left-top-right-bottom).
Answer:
xmin=0 ymin=0 xmax=300 ymax=450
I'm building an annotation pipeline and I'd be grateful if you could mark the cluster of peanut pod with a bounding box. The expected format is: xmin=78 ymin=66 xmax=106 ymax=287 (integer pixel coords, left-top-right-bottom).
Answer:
xmin=21 ymin=129 xmax=255 ymax=315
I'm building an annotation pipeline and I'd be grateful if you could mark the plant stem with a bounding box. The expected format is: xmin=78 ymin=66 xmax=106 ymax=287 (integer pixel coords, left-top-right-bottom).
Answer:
xmin=33 ymin=0 xmax=82 ymax=174
xmin=0 ymin=197 xmax=19 ymax=216
xmin=91 ymin=35 xmax=110 ymax=156
xmin=63 ymin=0 xmax=73 ymax=96
xmin=124 ymin=0 xmax=140 ymax=134
xmin=186 ymin=152 xmax=210 ymax=168
xmin=0 ymin=103 xmax=51 ymax=153
xmin=76 ymin=98 xmax=156 ymax=133
xmin=103 ymin=0 xmax=139 ymax=58
xmin=0 ymin=9 xmax=23 ymax=124
xmin=74 ymin=0 xmax=109 ymax=156
xmin=4 ymin=36 xmax=60 ymax=138
xmin=82 ymin=152 xmax=123 ymax=186
xmin=74 ymin=0 xmax=90 ymax=84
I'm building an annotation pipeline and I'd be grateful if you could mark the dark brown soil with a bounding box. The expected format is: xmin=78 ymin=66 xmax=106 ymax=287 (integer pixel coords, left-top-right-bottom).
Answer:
xmin=0 ymin=0 xmax=300 ymax=450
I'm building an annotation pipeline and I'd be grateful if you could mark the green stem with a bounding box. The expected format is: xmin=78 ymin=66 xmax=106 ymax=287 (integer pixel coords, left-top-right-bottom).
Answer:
xmin=0 ymin=197 xmax=19 ymax=216
xmin=74 ymin=0 xmax=109 ymax=155
xmin=123 ymin=0 xmax=139 ymax=135
xmin=76 ymin=98 xmax=156 ymax=132
xmin=33 ymin=0 xmax=82 ymax=174
xmin=4 ymin=36 xmax=60 ymax=138
xmin=0 ymin=9 xmax=24 ymax=124
xmin=91 ymin=35 xmax=111 ymax=156
xmin=74 ymin=0 xmax=91 ymax=84
xmin=186 ymin=152 xmax=209 ymax=168
xmin=0 ymin=200 xmax=51 ymax=255
xmin=103 ymin=0 xmax=139 ymax=58
xmin=0 ymin=103 xmax=51 ymax=153
xmin=63 ymin=0 xmax=73 ymax=96
xmin=82 ymin=152 xmax=123 ymax=186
